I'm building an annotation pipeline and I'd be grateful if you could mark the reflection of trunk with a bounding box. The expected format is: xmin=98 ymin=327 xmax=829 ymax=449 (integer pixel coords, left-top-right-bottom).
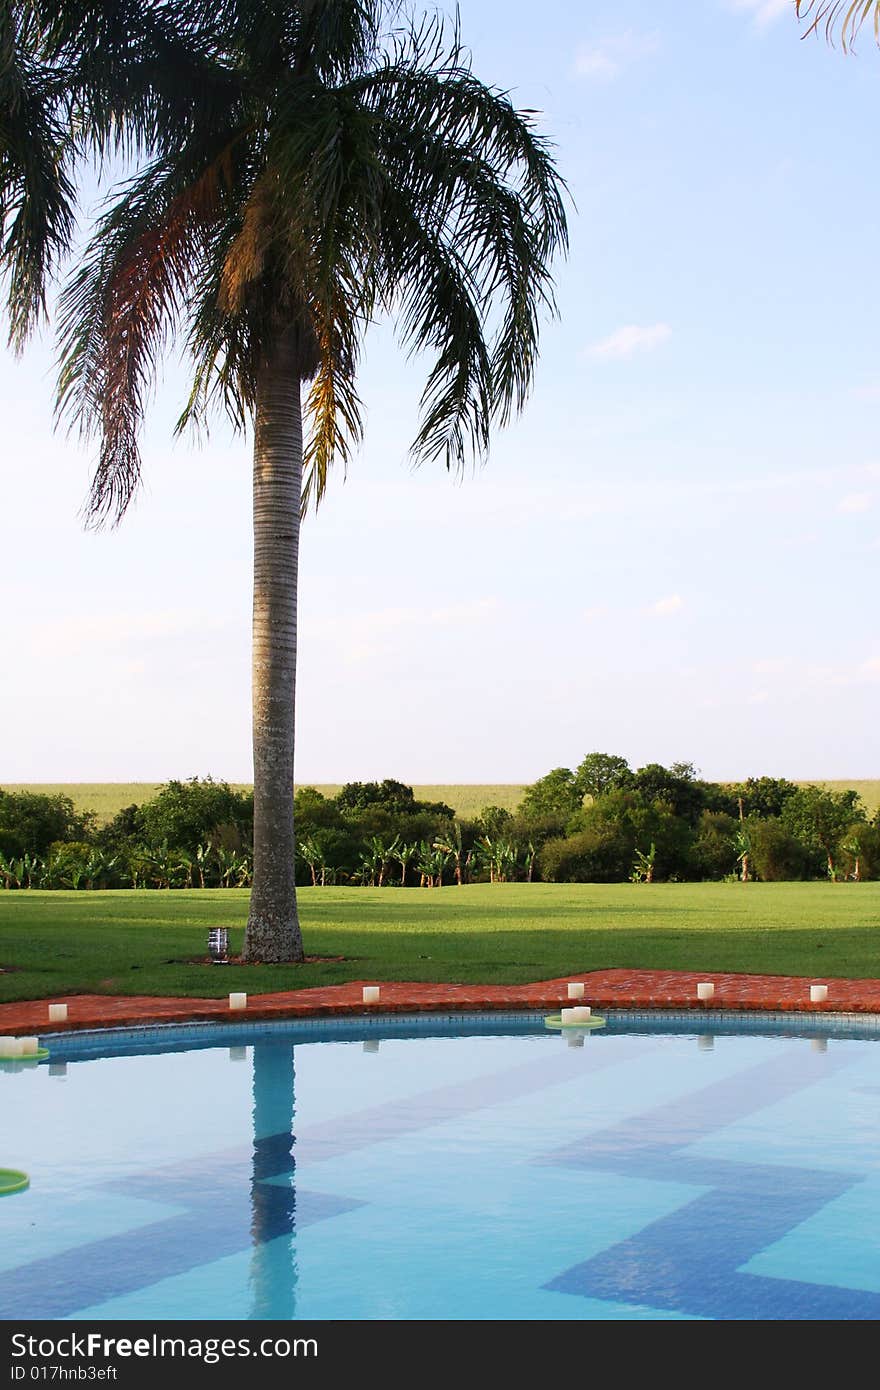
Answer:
xmin=249 ymin=1043 xmax=297 ymax=1320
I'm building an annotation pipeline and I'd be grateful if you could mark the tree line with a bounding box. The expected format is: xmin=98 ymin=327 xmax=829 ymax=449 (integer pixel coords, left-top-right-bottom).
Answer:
xmin=0 ymin=758 xmax=878 ymax=890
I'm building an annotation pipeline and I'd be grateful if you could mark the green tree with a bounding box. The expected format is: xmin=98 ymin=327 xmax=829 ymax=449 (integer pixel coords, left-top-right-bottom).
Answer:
xmin=781 ymin=786 xmax=865 ymax=879
xmin=749 ymin=818 xmax=811 ymax=882
xmin=1 ymin=3 xmax=567 ymax=962
xmin=691 ymin=810 xmax=739 ymax=880
xmin=0 ymin=789 xmax=93 ymax=857
xmin=630 ymin=763 xmax=706 ymax=824
xmin=519 ymin=768 xmax=581 ymax=819
xmin=575 ymin=752 xmax=632 ymax=800
xmin=139 ymin=778 xmax=253 ymax=857
xmin=730 ymin=776 xmax=799 ymax=821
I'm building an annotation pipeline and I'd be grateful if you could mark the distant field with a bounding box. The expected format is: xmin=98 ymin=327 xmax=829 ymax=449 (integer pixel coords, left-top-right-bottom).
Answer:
xmin=0 ymin=782 xmax=528 ymax=821
xmin=2 ymin=780 xmax=878 ymax=822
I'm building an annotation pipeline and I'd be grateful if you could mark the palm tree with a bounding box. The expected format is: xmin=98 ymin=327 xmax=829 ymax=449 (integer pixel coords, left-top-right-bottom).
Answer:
xmin=1 ymin=3 xmax=567 ymax=961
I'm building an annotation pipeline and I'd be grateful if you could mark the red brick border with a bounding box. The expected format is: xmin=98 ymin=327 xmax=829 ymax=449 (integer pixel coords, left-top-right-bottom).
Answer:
xmin=2 ymin=968 xmax=879 ymax=1035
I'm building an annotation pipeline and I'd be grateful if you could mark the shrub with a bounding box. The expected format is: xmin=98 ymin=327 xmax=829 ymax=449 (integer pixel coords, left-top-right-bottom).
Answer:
xmin=749 ymin=818 xmax=813 ymax=881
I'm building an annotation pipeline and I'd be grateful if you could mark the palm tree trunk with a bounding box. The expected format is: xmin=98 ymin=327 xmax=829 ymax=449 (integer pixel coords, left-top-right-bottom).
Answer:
xmin=243 ymin=332 xmax=305 ymax=963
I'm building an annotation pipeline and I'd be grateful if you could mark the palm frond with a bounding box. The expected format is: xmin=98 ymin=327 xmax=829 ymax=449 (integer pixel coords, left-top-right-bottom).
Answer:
xmin=0 ymin=0 xmax=76 ymax=346
xmin=57 ymin=138 xmax=237 ymax=523
xmin=797 ymin=0 xmax=880 ymax=47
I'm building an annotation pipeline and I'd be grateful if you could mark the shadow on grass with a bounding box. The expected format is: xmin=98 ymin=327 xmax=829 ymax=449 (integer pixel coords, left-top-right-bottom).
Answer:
xmin=1 ymin=923 xmax=878 ymax=1002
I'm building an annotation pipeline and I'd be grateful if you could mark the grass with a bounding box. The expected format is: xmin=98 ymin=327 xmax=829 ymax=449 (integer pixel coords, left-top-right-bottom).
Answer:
xmin=1 ymin=882 xmax=879 ymax=1003
xmin=4 ymin=780 xmax=879 ymax=822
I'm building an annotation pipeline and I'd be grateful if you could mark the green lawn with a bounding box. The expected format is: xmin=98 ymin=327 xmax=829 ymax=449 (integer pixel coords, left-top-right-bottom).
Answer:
xmin=1 ymin=882 xmax=879 ymax=1003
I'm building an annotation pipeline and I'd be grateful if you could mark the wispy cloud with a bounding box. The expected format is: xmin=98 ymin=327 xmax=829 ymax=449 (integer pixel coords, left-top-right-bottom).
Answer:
xmin=838 ymin=492 xmax=873 ymax=514
xmin=728 ymin=0 xmax=793 ymax=31
xmin=573 ymin=30 xmax=659 ymax=81
xmin=588 ymin=323 xmax=672 ymax=361
xmin=647 ymin=594 xmax=683 ymax=618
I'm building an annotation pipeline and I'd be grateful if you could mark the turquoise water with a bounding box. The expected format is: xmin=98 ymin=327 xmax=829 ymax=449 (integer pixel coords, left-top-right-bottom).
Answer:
xmin=2 ymin=1013 xmax=880 ymax=1321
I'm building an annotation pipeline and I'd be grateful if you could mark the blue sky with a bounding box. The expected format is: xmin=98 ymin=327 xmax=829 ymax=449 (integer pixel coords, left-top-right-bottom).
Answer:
xmin=2 ymin=0 xmax=878 ymax=785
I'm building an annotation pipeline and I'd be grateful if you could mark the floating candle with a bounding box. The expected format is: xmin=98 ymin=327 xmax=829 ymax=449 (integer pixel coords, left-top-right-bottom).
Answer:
xmin=19 ymin=1038 xmax=39 ymax=1057
xmin=571 ymin=1006 xmax=592 ymax=1023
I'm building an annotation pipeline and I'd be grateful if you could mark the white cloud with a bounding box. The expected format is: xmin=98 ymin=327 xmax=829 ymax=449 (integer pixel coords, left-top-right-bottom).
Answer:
xmin=838 ymin=492 xmax=873 ymax=514
xmin=588 ymin=323 xmax=672 ymax=361
xmin=729 ymin=0 xmax=793 ymax=31
xmin=647 ymin=594 xmax=683 ymax=618
xmin=573 ymin=30 xmax=659 ymax=81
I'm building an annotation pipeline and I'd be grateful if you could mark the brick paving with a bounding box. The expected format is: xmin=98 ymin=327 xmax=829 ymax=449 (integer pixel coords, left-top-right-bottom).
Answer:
xmin=1 ymin=968 xmax=878 ymax=1035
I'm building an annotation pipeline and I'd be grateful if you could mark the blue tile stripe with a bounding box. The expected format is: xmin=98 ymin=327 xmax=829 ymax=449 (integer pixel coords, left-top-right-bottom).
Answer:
xmin=541 ymin=1046 xmax=880 ymax=1319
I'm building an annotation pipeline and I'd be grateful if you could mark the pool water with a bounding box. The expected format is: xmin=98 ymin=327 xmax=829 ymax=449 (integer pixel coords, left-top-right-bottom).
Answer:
xmin=3 ymin=1013 xmax=880 ymax=1321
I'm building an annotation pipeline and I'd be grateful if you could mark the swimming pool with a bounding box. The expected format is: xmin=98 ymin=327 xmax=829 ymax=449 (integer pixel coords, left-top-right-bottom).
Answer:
xmin=3 ymin=1012 xmax=880 ymax=1321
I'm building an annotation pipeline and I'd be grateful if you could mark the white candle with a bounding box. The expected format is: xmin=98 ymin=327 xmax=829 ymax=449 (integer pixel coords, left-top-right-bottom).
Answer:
xmin=567 ymin=982 xmax=585 ymax=999
xmin=228 ymin=992 xmax=247 ymax=1010
xmin=810 ymin=984 xmax=828 ymax=1003
xmin=0 ymin=1037 xmax=22 ymax=1058
xmin=48 ymin=1003 xmax=68 ymax=1023
xmin=560 ymin=1007 xmax=576 ymax=1023
xmin=20 ymin=1037 xmax=40 ymax=1057
xmin=697 ymin=982 xmax=715 ymax=1001
xmin=362 ymin=986 xmax=380 ymax=1004
xmin=571 ymin=1006 xmax=592 ymax=1023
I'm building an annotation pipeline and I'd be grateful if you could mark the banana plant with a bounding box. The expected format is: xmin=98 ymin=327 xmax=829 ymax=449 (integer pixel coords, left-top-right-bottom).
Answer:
xmin=433 ymin=822 xmax=464 ymax=885
xmin=630 ymin=842 xmax=657 ymax=884
xmin=732 ymin=827 xmax=751 ymax=883
xmin=0 ymin=852 xmax=20 ymax=889
xmin=298 ymin=836 xmax=322 ymax=887
xmin=392 ymin=840 xmax=417 ymax=887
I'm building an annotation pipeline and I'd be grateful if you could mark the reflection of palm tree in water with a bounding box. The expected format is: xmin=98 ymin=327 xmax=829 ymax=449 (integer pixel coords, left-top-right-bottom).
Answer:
xmin=249 ymin=1043 xmax=297 ymax=1319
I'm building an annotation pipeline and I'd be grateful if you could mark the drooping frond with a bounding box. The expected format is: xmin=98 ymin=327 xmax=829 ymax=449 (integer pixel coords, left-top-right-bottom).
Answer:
xmin=37 ymin=0 xmax=243 ymax=162
xmin=57 ymin=136 xmax=240 ymax=522
xmin=0 ymin=0 xmax=76 ymax=346
xmin=350 ymin=14 xmax=568 ymax=479
xmin=797 ymin=0 xmax=880 ymax=47
xmin=10 ymin=1 xmax=567 ymax=522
